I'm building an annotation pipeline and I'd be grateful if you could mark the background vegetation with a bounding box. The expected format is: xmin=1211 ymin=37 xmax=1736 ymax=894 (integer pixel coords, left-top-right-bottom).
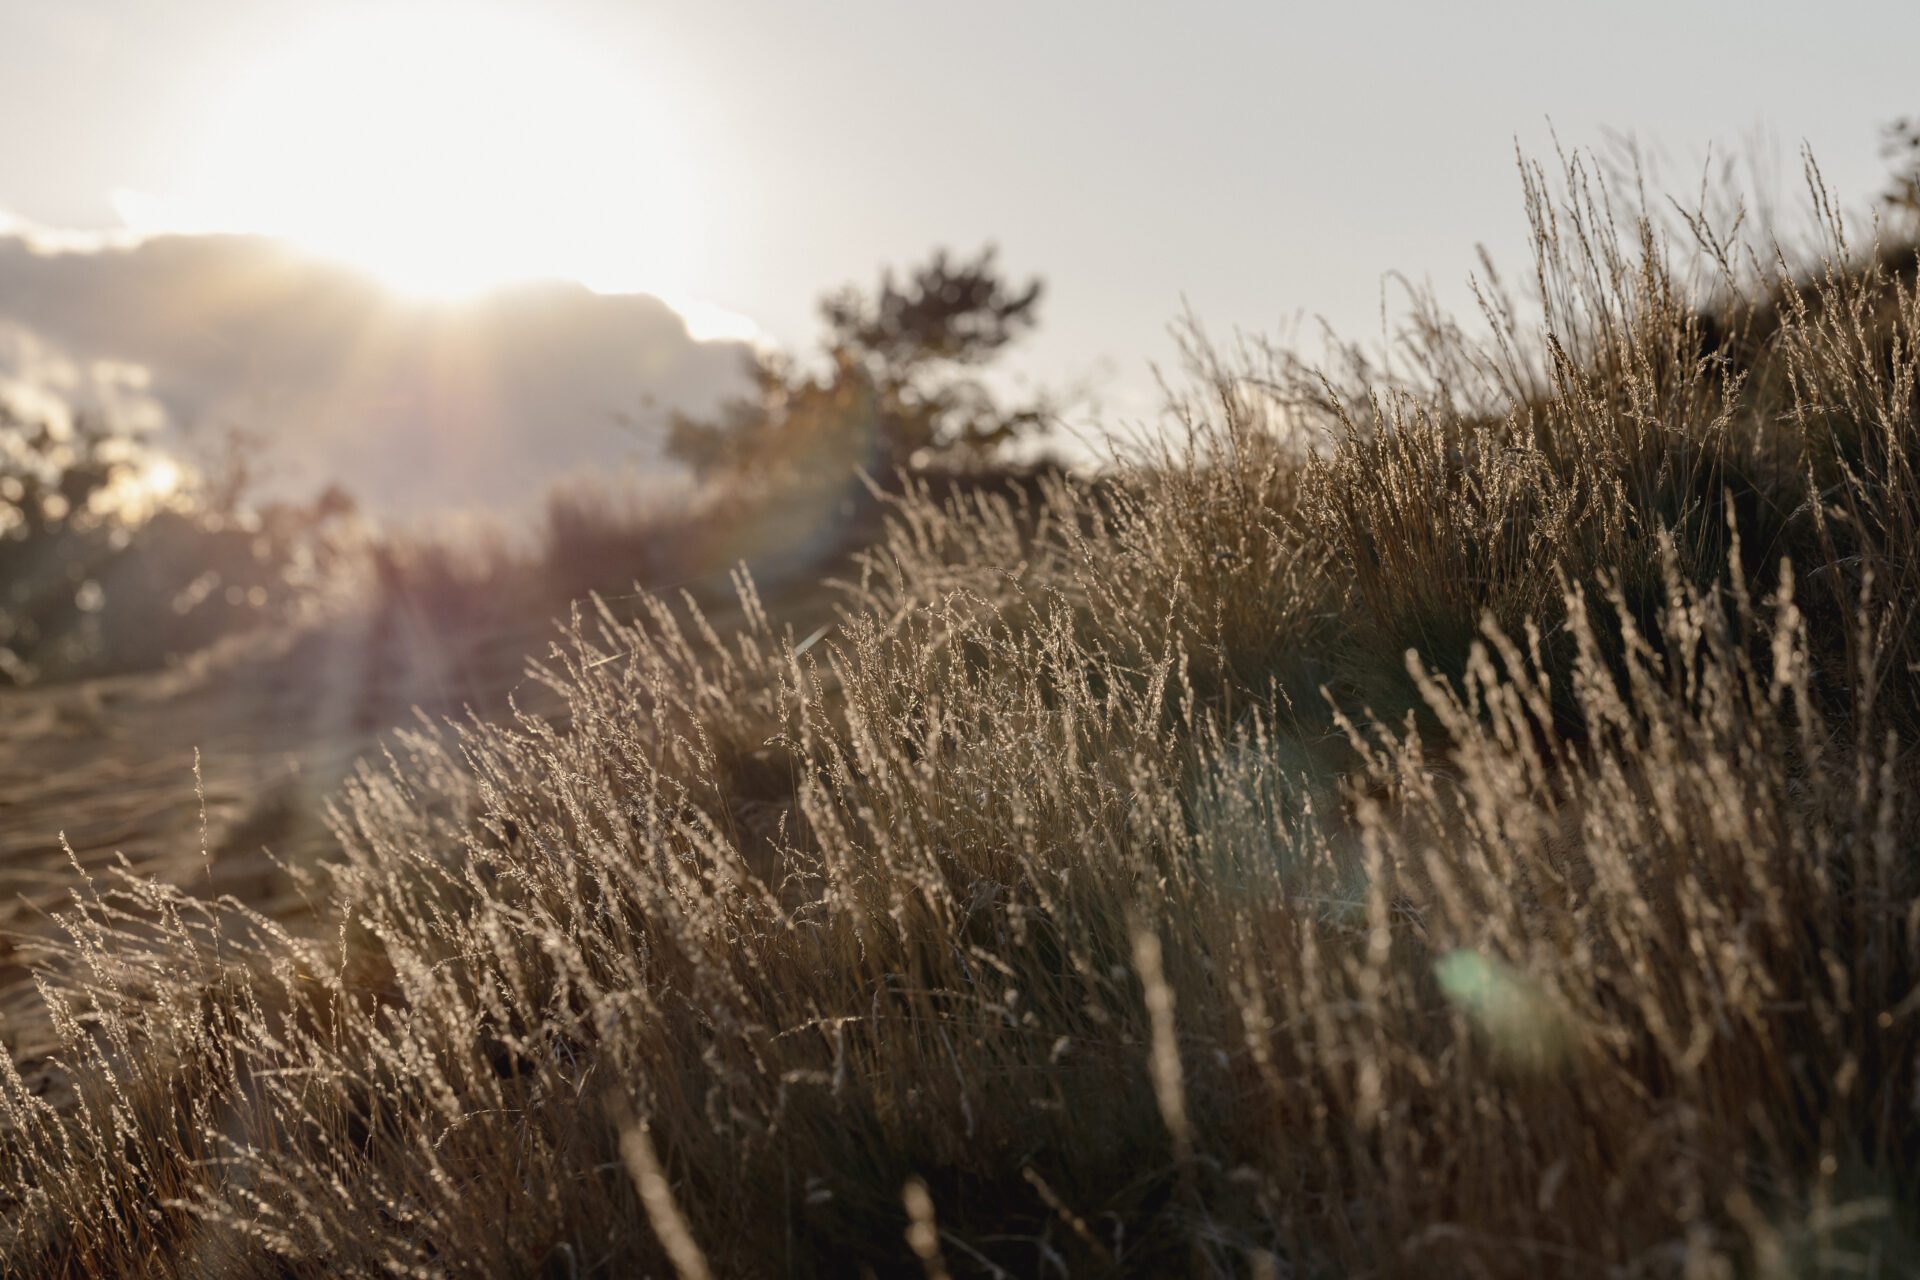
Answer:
xmin=0 ymin=414 xmax=353 ymax=683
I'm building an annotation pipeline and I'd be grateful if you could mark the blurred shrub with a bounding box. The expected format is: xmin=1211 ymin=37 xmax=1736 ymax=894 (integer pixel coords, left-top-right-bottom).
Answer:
xmin=0 ymin=407 xmax=353 ymax=683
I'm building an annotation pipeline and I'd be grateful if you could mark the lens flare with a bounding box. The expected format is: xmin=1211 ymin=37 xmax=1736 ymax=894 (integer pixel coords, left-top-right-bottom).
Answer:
xmin=1435 ymin=950 xmax=1577 ymax=1070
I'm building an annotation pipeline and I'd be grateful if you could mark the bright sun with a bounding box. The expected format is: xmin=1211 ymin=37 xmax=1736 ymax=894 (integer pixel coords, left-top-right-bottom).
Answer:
xmin=117 ymin=5 xmax=703 ymax=304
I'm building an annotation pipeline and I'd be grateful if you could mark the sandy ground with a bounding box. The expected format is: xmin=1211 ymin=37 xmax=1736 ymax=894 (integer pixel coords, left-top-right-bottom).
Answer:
xmin=0 ymin=563 xmax=840 ymax=1102
xmin=0 ymin=593 xmax=560 ymax=1082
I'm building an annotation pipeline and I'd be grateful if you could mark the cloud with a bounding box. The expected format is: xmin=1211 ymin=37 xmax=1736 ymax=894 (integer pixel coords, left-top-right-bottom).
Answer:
xmin=0 ymin=232 xmax=752 ymax=514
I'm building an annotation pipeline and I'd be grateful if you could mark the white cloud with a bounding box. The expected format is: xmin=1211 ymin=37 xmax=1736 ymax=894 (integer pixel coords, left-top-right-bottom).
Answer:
xmin=0 ymin=320 xmax=169 ymax=438
xmin=0 ymin=231 xmax=753 ymax=514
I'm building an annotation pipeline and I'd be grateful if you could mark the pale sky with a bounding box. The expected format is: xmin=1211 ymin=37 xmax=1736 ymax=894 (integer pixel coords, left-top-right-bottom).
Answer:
xmin=2 ymin=0 xmax=1917 ymax=499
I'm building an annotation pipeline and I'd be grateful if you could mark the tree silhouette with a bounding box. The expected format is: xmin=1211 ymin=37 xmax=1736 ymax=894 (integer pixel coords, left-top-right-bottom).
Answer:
xmin=667 ymin=246 xmax=1047 ymax=481
xmin=1882 ymin=116 xmax=1920 ymax=219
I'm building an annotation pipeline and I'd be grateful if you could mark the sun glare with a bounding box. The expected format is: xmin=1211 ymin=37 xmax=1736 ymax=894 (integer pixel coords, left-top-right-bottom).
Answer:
xmin=117 ymin=5 xmax=705 ymax=303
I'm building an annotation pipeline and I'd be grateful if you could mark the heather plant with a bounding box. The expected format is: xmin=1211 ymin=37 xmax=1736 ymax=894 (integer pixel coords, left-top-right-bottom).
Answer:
xmin=5 ymin=147 xmax=1920 ymax=1277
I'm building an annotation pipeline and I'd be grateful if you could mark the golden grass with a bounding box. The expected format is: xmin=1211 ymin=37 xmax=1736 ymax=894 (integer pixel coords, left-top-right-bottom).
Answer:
xmin=5 ymin=148 xmax=1920 ymax=1276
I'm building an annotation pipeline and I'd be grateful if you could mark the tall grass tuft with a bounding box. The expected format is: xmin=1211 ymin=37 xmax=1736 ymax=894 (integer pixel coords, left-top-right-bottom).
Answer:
xmin=5 ymin=148 xmax=1920 ymax=1276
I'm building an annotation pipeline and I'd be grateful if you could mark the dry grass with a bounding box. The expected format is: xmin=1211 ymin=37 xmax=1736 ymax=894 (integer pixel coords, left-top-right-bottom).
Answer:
xmin=5 ymin=149 xmax=1920 ymax=1277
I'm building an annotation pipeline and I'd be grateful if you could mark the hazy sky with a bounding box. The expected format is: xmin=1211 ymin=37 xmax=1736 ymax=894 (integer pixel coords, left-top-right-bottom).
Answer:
xmin=2 ymin=0 xmax=1917 ymax=499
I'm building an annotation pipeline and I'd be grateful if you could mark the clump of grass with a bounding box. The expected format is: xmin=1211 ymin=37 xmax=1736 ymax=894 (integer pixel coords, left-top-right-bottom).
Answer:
xmin=6 ymin=146 xmax=1920 ymax=1277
